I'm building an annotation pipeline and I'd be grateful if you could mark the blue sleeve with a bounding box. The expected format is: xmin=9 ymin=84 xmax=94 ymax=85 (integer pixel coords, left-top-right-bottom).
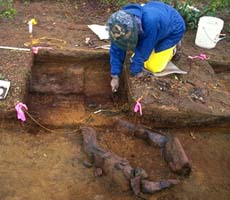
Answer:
xmin=110 ymin=43 xmax=126 ymax=76
xmin=130 ymin=22 xmax=158 ymax=75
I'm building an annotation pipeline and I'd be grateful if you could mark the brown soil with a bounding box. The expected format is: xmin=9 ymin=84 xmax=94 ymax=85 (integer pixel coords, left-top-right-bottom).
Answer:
xmin=0 ymin=1 xmax=230 ymax=200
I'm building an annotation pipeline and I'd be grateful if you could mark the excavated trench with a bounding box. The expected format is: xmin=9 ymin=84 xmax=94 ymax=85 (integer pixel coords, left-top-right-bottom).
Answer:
xmin=24 ymin=48 xmax=230 ymax=129
xmin=1 ymin=50 xmax=229 ymax=199
xmin=25 ymin=51 xmax=193 ymax=195
xmin=28 ymin=51 xmax=116 ymax=127
xmin=24 ymin=49 xmax=230 ymax=195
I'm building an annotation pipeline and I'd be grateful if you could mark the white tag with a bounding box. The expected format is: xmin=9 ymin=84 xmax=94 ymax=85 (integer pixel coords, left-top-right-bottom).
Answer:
xmin=88 ymin=24 xmax=109 ymax=40
xmin=0 ymin=80 xmax=11 ymax=100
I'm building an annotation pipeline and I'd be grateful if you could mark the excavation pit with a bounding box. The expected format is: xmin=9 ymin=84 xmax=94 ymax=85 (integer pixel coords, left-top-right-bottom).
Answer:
xmin=27 ymin=49 xmax=123 ymax=127
xmin=16 ymin=49 xmax=192 ymax=195
xmin=0 ymin=1 xmax=230 ymax=199
xmin=0 ymin=39 xmax=229 ymax=198
xmin=0 ymin=47 xmax=229 ymax=200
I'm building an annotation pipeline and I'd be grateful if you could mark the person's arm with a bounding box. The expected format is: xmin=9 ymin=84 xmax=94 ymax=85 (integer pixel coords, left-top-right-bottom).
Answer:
xmin=110 ymin=43 xmax=126 ymax=76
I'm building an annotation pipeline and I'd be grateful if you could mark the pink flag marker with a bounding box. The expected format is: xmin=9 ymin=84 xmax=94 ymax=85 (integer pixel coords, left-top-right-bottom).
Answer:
xmin=188 ymin=53 xmax=209 ymax=60
xmin=32 ymin=46 xmax=52 ymax=54
xmin=134 ymin=96 xmax=143 ymax=116
xmin=15 ymin=102 xmax=28 ymax=122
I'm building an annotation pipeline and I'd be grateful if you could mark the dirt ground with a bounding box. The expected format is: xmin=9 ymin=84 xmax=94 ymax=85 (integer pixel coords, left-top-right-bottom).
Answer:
xmin=0 ymin=1 xmax=230 ymax=200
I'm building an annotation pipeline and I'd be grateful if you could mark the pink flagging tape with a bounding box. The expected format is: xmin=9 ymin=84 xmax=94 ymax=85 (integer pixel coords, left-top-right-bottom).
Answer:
xmin=188 ymin=53 xmax=209 ymax=60
xmin=15 ymin=102 xmax=28 ymax=122
xmin=32 ymin=46 xmax=52 ymax=54
xmin=134 ymin=96 xmax=143 ymax=116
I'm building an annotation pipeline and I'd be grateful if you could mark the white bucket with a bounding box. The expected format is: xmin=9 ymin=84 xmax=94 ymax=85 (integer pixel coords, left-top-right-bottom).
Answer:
xmin=195 ymin=16 xmax=224 ymax=49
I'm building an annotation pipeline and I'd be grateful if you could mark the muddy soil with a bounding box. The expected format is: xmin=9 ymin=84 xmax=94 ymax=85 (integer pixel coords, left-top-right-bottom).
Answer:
xmin=1 ymin=119 xmax=229 ymax=200
xmin=0 ymin=1 xmax=230 ymax=200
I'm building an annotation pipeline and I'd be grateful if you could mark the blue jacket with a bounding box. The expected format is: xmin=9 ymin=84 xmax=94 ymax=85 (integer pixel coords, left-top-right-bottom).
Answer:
xmin=110 ymin=1 xmax=186 ymax=76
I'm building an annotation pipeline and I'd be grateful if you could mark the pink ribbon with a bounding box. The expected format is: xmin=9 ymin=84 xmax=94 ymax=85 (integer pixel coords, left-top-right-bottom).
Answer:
xmin=134 ymin=97 xmax=143 ymax=116
xmin=32 ymin=46 xmax=52 ymax=54
xmin=15 ymin=102 xmax=28 ymax=122
xmin=188 ymin=53 xmax=209 ymax=60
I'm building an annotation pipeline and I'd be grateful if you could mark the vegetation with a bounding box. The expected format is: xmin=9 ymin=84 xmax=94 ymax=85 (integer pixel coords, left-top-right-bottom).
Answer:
xmin=0 ymin=0 xmax=16 ymax=19
xmin=161 ymin=0 xmax=230 ymax=30
xmin=100 ymin=0 xmax=229 ymax=30
xmin=0 ymin=0 xmax=229 ymax=30
xmin=174 ymin=2 xmax=202 ymax=30
xmin=0 ymin=73 xmax=4 ymax=79
xmin=100 ymin=0 xmax=134 ymax=7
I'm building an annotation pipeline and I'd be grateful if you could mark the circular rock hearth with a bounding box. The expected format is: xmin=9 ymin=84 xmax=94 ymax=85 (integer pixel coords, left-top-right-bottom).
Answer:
xmin=81 ymin=118 xmax=191 ymax=195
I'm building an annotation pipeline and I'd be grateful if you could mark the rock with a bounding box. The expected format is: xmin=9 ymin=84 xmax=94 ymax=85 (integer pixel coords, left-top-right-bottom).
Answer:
xmin=132 ymin=167 xmax=148 ymax=179
xmin=81 ymin=126 xmax=134 ymax=192
xmin=114 ymin=118 xmax=167 ymax=148
xmin=83 ymin=160 xmax=93 ymax=168
xmin=141 ymin=179 xmax=180 ymax=194
xmin=94 ymin=168 xmax=103 ymax=177
xmin=130 ymin=176 xmax=141 ymax=195
xmin=163 ymin=137 xmax=192 ymax=176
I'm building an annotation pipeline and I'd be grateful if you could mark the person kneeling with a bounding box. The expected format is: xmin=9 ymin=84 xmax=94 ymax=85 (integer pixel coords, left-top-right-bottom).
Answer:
xmin=106 ymin=1 xmax=186 ymax=92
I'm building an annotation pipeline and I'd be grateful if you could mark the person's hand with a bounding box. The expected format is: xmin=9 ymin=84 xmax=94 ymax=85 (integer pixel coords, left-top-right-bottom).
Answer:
xmin=110 ymin=75 xmax=119 ymax=93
